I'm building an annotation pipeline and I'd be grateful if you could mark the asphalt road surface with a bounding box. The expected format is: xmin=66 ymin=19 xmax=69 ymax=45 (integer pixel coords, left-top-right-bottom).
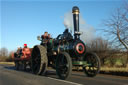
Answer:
xmin=0 ymin=64 xmax=128 ymax=85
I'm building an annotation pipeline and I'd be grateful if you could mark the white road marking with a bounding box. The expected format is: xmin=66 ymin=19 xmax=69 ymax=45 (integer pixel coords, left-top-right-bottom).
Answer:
xmin=47 ymin=77 xmax=83 ymax=85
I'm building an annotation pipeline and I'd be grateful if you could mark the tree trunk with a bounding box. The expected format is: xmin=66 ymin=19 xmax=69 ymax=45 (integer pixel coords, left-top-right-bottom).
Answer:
xmin=117 ymin=28 xmax=128 ymax=51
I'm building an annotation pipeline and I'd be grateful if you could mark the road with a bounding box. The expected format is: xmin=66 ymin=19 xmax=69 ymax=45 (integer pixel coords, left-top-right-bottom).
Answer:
xmin=0 ymin=64 xmax=128 ymax=85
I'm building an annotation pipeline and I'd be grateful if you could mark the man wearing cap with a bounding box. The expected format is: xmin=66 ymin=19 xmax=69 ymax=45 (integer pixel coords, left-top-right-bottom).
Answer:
xmin=22 ymin=44 xmax=31 ymax=59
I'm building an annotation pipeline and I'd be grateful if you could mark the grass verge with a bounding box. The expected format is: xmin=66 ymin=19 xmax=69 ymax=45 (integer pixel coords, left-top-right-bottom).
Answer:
xmin=0 ymin=62 xmax=14 ymax=65
xmin=100 ymin=66 xmax=128 ymax=76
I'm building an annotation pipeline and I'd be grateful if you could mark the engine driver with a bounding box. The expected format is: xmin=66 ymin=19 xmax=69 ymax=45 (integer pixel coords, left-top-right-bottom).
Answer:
xmin=41 ymin=32 xmax=49 ymax=46
xmin=41 ymin=32 xmax=48 ymax=39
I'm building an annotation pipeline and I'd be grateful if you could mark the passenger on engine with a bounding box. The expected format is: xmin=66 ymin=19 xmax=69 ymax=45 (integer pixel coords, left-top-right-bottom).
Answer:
xmin=14 ymin=47 xmax=22 ymax=58
xmin=22 ymin=44 xmax=31 ymax=58
xmin=47 ymin=33 xmax=53 ymax=48
xmin=48 ymin=34 xmax=51 ymax=39
xmin=17 ymin=47 xmax=22 ymax=56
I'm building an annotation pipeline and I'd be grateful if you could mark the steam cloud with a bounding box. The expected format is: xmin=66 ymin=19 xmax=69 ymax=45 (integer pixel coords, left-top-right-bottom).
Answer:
xmin=63 ymin=11 xmax=95 ymax=44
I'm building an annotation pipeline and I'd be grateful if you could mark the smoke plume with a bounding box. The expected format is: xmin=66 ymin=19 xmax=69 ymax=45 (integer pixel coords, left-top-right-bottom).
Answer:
xmin=63 ymin=11 xmax=95 ymax=44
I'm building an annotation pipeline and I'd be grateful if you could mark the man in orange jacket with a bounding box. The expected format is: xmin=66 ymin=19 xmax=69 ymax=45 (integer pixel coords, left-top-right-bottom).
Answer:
xmin=22 ymin=44 xmax=31 ymax=59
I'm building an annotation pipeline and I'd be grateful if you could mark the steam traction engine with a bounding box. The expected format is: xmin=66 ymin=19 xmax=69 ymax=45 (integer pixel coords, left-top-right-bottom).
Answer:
xmin=12 ymin=44 xmax=32 ymax=71
xmin=31 ymin=6 xmax=101 ymax=80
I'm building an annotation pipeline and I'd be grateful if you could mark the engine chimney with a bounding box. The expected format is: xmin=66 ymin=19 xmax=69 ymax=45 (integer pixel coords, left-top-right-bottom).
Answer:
xmin=72 ymin=6 xmax=80 ymax=39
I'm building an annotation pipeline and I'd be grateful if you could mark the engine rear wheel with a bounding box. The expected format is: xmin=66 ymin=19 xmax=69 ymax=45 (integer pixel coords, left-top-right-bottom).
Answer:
xmin=83 ymin=52 xmax=100 ymax=77
xmin=31 ymin=45 xmax=48 ymax=75
xmin=56 ymin=52 xmax=72 ymax=80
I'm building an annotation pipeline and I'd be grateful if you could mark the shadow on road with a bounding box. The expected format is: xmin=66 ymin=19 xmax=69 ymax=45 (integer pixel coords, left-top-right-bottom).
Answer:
xmin=4 ymin=66 xmax=16 ymax=70
xmin=3 ymin=65 xmax=89 ymax=79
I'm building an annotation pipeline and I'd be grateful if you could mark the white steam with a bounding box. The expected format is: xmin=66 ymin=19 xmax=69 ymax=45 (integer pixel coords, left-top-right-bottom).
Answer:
xmin=63 ymin=11 xmax=95 ymax=44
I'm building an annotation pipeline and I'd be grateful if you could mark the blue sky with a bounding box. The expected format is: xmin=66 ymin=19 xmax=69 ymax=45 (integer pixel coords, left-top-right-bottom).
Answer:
xmin=1 ymin=0 xmax=122 ymax=51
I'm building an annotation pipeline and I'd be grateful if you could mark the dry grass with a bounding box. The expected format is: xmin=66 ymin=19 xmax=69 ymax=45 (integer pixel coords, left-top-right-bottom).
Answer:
xmin=0 ymin=62 xmax=14 ymax=65
xmin=101 ymin=66 xmax=128 ymax=72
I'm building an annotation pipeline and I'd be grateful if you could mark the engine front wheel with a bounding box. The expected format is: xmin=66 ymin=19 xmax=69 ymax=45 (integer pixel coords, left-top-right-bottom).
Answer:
xmin=15 ymin=61 xmax=19 ymax=70
xmin=22 ymin=61 xmax=27 ymax=71
xmin=83 ymin=52 xmax=100 ymax=77
xmin=56 ymin=52 xmax=72 ymax=80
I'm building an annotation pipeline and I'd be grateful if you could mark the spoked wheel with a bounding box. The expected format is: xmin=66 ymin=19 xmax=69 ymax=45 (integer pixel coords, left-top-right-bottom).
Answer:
xmin=56 ymin=52 xmax=72 ymax=80
xmin=31 ymin=45 xmax=48 ymax=75
xmin=15 ymin=61 xmax=19 ymax=70
xmin=83 ymin=52 xmax=100 ymax=77
xmin=22 ymin=61 xmax=27 ymax=71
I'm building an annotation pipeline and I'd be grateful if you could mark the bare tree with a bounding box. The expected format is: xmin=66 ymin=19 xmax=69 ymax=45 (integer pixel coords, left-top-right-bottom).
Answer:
xmin=103 ymin=4 xmax=128 ymax=51
xmin=6 ymin=51 xmax=14 ymax=62
xmin=0 ymin=48 xmax=8 ymax=57
xmin=87 ymin=37 xmax=110 ymax=52
xmin=87 ymin=37 xmax=111 ymax=66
